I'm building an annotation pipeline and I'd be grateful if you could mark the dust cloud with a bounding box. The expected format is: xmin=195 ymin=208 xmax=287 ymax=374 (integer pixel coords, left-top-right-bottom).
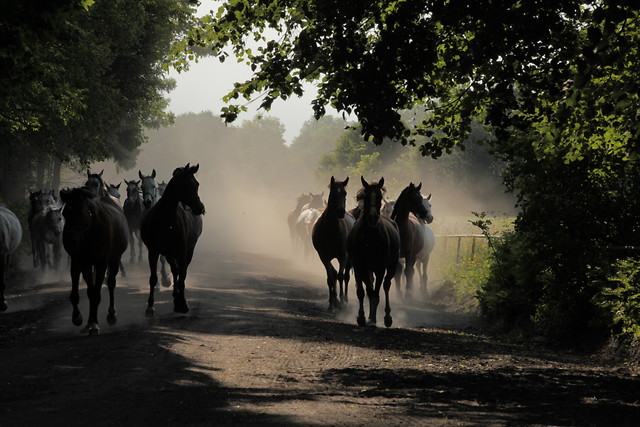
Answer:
xmin=76 ymin=113 xmax=516 ymax=328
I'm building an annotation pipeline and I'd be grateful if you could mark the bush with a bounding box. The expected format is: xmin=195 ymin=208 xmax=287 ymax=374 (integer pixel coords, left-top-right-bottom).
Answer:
xmin=596 ymin=258 xmax=640 ymax=339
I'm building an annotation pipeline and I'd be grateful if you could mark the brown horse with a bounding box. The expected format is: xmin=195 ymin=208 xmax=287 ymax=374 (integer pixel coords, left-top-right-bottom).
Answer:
xmin=140 ymin=164 xmax=205 ymax=316
xmin=60 ymin=188 xmax=129 ymax=334
xmin=390 ymin=183 xmax=429 ymax=299
xmin=312 ymin=177 xmax=355 ymax=310
xmin=347 ymin=177 xmax=400 ymax=327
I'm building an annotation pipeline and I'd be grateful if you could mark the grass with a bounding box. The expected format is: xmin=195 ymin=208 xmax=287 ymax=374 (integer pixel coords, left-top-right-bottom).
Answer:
xmin=429 ymin=213 xmax=514 ymax=312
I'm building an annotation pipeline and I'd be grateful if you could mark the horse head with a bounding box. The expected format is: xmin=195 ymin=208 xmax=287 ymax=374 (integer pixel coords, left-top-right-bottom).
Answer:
xmin=421 ymin=193 xmax=434 ymax=224
xmin=139 ymin=169 xmax=158 ymax=209
xmin=85 ymin=169 xmax=106 ymax=196
xmin=124 ymin=179 xmax=141 ymax=201
xmin=168 ymin=163 xmax=205 ymax=215
xmin=107 ymin=182 xmax=122 ymax=200
xmin=328 ymin=176 xmax=349 ymax=218
xmin=45 ymin=207 xmax=64 ymax=238
xmin=360 ymin=176 xmax=385 ymax=226
xmin=392 ymin=182 xmax=429 ymax=222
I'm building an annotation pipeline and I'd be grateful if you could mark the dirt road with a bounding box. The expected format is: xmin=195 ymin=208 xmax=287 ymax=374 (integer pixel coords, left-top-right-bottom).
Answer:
xmin=1 ymin=251 xmax=639 ymax=426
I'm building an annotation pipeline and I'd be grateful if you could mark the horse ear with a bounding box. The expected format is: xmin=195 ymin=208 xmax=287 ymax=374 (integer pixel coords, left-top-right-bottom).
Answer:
xmin=343 ymin=177 xmax=349 ymax=186
xmin=416 ymin=182 xmax=422 ymax=191
xmin=151 ymin=169 xmax=156 ymax=179
xmin=116 ymin=182 xmax=121 ymax=189
xmin=191 ymin=164 xmax=199 ymax=174
xmin=136 ymin=180 xmax=141 ymax=185
xmin=427 ymin=193 xmax=432 ymax=200
xmin=87 ymin=169 xmax=91 ymax=178
xmin=361 ymin=176 xmax=368 ymax=188
xmin=99 ymin=170 xmax=104 ymax=177
xmin=379 ymin=177 xmax=385 ymax=188
xmin=330 ymin=176 xmax=335 ymax=185
xmin=139 ymin=170 xmax=143 ymax=180
xmin=59 ymin=189 xmax=69 ymax=203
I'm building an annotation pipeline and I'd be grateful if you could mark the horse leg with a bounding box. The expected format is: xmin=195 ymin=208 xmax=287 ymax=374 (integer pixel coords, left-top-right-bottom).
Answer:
xmin=367 ymin=275 xmax=381 ymax=327
xmin=383 ymin=268 xmax=394 ymax=328
xmin=172 ymin=261 xmax=189 ymax=314
xmin=146 ymin=251 xmax=160 ymax=317
xmin=319 ymin=256 xmax=338 ymax=311
xmin=404 ymin=256 xmax=416 ymax=299
xmin=337 ymin=257 xmax=350 ymax=306
xmin=37 ymin=240 xmax=46 ymax=273
xmin=129 ymin=229 xmax=136 ymax=263
xmin=84 ymin=265 xmax=104 ymax=335
xmin=394 ymin=258 xmax=404 ymax=299
xmin=137 ymin=230 xmax=144 ymax=263
xmin=31 ymin=232 xmax=38 ymax=268
xmin=69 ymin=259 xmax=83 ymax=326
xmin=354 ymin=272 xmax=366 ymax=327
xmin=0 ymin=254 xmax=7 ymax=311
xmin=420 ymin=255 xmax=430 ymax=295
xmin=160 ymin=255 xmax=171 ymax=287
xmin=106 ymin=259 xmax=119 ymax=326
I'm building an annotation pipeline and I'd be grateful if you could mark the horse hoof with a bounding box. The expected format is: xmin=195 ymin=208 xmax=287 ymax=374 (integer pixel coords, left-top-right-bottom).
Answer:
xmin=72 ymin=313 xmax=83 ymax=326
xmin=88 ymin=325 xmax=100 ymax=336
xmin=174 ymin=302 xmax=189 ymax=314
xmin=0 ymin=300 xmax=7 ymax=312
xmin=367 ymin=319 xmax=377 ymax=328
xmin=107 ymin=312 xmax=117 ymax=325
xmin=161 ymin=278 xmax=171 ymax=288
xmin=145 ymin=307 xmax=156 ymax=317
xmin=384 ymin=316 xmax=393 ymax=328
xmin=357 ymin=316 xmax=366 ymax=327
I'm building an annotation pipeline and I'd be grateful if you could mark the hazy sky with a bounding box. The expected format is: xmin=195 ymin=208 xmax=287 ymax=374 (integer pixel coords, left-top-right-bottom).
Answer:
xmin=166 ymin=45 xmax=323 ymax=146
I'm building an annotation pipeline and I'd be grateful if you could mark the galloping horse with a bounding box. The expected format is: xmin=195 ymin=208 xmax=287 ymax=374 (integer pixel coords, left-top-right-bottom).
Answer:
xmin=413 ymin=195 xmax=435 ymax=294
xmin=60 ymin=188 xmax=128 ymax=334
xmin=390 ymin=183 xmax=429 ymax=299
xmin=287 ymin=193 xmax=312 ymax=252
xmin=139 ymin=169 xmax=170 ymax=286
xmin=296 ymin=192 xmax=324 ymax=260
xmin=140 ymin=164 xmax=205 ymax=316
xmin=28 ymin=190 xmax=57 ymax=268
xmin=347 ymin=177 xmax=400 ymax=327
xmin=312 ymin=177 xmax=355 ymax=310
xmin=31 ymin=206 xmax=64 ymax=272
xmin=123 ymin=179 xmax=144 ymax=263
xmin=0 ymin=205 xmax=22 ymax=311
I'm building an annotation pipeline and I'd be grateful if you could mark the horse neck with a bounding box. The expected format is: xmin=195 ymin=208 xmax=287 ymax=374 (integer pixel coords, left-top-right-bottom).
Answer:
xmin=324 ymin=193 xmax=344 ymax=219
xmin=391 ymin=190 xmax=412 ymax=222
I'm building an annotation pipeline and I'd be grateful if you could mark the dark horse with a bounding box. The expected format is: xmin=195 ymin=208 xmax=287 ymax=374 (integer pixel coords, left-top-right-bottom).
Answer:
xmin=0 ymin=205 xmax=22 ymax=311
xmin=312 ymin=177 xmax=355 ymax=310
xmin=347 ymin=177 xmax=400 ymax=327
xmin=390 ymin=183 xmax=429 ymax=299
xmin=60 ymin=188 xmax=128 ymax=334
xmin=123 ymin=179 xmax=144 ymax=263
xmin=140 ymin=164 xmax=205 ymax=316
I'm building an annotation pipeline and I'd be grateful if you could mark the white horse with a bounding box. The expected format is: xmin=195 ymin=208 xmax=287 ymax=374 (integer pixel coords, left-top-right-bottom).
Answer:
xmin=0 ymin=205 xmax=22 ymax=311
xmin=415 ymin=195 xmax=435 ymax=294
xmin=295 ymin=192 xmax=324 ymax=260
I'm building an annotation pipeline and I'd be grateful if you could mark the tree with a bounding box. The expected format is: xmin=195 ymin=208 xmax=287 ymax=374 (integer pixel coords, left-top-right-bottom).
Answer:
xmin=175 ymin=1 xmax=640 ymax=344
xmin=0 ymin=0 xmax=197 ymax=199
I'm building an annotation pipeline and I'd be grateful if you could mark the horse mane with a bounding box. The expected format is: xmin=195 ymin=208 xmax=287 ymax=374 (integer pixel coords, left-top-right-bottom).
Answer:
xmin=390 ymin=185 xmax=411 ymax=221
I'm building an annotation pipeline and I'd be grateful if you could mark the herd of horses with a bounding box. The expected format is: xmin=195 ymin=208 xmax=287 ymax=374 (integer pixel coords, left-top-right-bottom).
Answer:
xmin=1 ymin=168 xmax=433 ymax=333
xmin=0 ymin=163 xmax=204 ymax=335
xmin=289 ymin=176 xmax=436 ymax=328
